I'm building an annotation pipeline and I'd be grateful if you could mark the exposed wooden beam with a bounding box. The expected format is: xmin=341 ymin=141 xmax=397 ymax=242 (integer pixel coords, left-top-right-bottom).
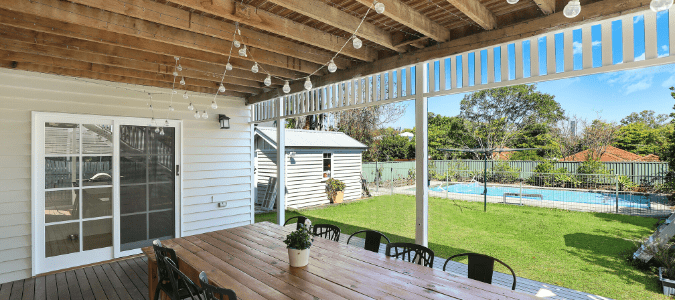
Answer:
xmin=0 ymin=47 xmax=261 ymax=94
xmin=260 ymin=0 xmax=405 ymax=52
xmin=0 ymin=37 xmax=265 ymax=89
xmin=352 ymin=0 xmax=450 ymax=42
xmin=0 ymin=9 xmax=305 ymax=80
xmin=67 ymin=0 xmax=352 ymax=69
xmin=532 ymin=0 xmax=557 ymax=15
xmin=0 ymin=60 xmax=246 ymax=97
xmin=247 ymin=0 xmax=650 ymax=104
xmin=445 ymin=0 xmax=498 ymax=30
xmin=0 ymin=0 xmax=324 ymax=75
xmin=0 ymin=23 xmax=284 ymax=86
xmin=164 ymin=0 xmax=377 ymax=62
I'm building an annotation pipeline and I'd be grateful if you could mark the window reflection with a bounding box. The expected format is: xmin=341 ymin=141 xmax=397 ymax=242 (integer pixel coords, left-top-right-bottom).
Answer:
xmin=45 ymin=157 xmax=79 ymax=189
xmin=45 ymin=223 xmax=79 ymax=257
xmin=45 ymin=123 xmax=79 ymax=155
xmin=45 ymin=190 xmax=79 ymax=223
xmin=82 ymin=156 xmax=112 ymax=187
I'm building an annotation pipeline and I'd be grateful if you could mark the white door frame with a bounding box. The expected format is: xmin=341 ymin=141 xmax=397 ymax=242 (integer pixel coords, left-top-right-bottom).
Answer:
xmin=31 ymin=112 xmax=183 ymax=276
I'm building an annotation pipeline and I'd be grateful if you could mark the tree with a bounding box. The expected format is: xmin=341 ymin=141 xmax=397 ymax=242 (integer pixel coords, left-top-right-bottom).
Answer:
xmin=580 ymin=119 xmax=620 ymax=160
xmin=375 ymin=132 xmax=414 ymax=161
xmin=613 ymin=122 xmax=666 ymax=156
xmin=620 ymin=110 xmax=670 ymax=129
xmin=509 ymin=123 xmax=559 ymax=160
xmin=552 ymin=115 xmax=584 ymax=160
xmin=427 ymin=113 xmax=474 ymax=160
xmin=458 ymin=85 xmax=564 ymax=158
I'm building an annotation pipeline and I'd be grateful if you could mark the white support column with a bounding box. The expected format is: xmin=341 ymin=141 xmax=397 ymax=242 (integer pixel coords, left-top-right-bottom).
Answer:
xmin=602 ymin=22 xmax=613 ymax=66
xmin=546 ymin=33 xmax=556 ymax=75
xmin=451 ymin=57 xmax=458 ymax=88
xmin=531 ymin=37 xmax=539 ymax=77
xmin=670 ymin=7 xmax=675 ymax=56
xmin=582 ymin=27 xmax=593 ymax=68
xmin=439 ymin=59 xmax=446 ymax=90
xmin=415 ymin=63 xmax=429 ymax=247
xmin=645 ymin=11 xmax=658 ymax=60
xmin=487 ymin=50 xmax=495 ymax=84
xmin=515 ymin=42 xmax=523 ymax=79
xmin=564 ymin=30 xmax=574 ymax=72
xmin=475 ymin=51 xmax=483 ymax=84
xmin=623 ymin=15 xmax=635 ymax=63
xmin=501 ymin=44 xmax=509 ymax=81
xmin=462 ymin=53 xmax=469 ymax=87
xmin=276 ymin=97 xmax=286 ymax=226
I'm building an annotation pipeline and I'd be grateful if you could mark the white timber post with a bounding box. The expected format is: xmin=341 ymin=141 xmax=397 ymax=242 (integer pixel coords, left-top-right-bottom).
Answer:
xmin=415 ymin=62 xmax=429 ymax=247
xmin=276 ymin=97 xmax=286 ymax=226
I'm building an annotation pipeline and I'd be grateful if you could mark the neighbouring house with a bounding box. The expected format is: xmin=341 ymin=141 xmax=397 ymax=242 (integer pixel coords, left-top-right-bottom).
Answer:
xmin=399 ymin=132 xmax=414 ymax=141
xmin=561 ymin=145 xmax=661 ymax=162
xmin=254 ymin=127 xmax=367 ymax=210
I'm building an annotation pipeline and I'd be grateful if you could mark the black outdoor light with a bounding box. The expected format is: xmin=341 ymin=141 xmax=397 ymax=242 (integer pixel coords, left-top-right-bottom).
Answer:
xmin=218 ymin=114 xmax=230 ymax=129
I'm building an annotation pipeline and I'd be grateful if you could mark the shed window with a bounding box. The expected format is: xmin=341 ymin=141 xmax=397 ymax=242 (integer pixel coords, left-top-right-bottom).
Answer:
xmin=323 ymin=153 xmax=332 ymax=179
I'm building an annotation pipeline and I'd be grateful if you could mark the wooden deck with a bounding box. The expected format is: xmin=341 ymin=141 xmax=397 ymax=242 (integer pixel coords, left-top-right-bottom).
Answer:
xmin=0 ymin=227 xmax=612 ymax=300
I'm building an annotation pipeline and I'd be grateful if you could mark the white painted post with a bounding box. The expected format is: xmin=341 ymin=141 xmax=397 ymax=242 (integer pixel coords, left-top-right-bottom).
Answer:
xmin=487 ymin=50 xmax=495 ymax=84
xmin=602 ymin=22 xmax=613 ymax=66
xmin=582 ymin=27 xmax=593 ymax=68
xmin=623 ymin=15 xmax=635 ymax=63
xmin=531 ymin=37 xmax=539 ymax=77
xmin=276 ymin=97 xmax=286 ymax=226
xmin=645 ymin=11 xmax=658 ymax=60
xmin=415 ymin=62 xmax=429 ymax=247
xmin=546 ymin=33 xmax=556 ymax=75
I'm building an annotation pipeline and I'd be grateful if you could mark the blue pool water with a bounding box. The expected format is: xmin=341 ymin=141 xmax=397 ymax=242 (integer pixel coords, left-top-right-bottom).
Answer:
xmin=429 ymin=183 xmax=667 ymax=208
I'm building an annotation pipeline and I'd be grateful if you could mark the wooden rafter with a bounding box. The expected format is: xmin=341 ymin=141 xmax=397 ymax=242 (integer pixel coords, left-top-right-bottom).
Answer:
xmin=247 ymin=0 xmax=650 ymax=104
xmin=0 ymin=0 xmax=324 ymax=76
xmin=352 ymin=0 xmax=450 ymax=42
xmin=532 ymin=0 xmax=557 ymax=15
xmin=163 ymin=0 xmax=377 ymax=62
xmin=260 ymin=0 xmax=405 ymax=52
xmin=445 ymin=0 xmax=498 ymax=30
xmin=66 ymin=0 xmax=352 ymax=69
xmin=0 ymin=9 xmax=306 ymax=80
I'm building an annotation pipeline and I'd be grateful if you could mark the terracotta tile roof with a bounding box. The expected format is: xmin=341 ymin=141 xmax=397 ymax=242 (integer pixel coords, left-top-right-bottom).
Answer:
xmin=561 ymin=145 xmax=657 ymax=162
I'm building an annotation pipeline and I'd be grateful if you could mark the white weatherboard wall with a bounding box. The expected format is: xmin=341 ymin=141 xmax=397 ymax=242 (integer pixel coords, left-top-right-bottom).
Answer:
xmin=0 ymin=69 xmax=253 ymax=284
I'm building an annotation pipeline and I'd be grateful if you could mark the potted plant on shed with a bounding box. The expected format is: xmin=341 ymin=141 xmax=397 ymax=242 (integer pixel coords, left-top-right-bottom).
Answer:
xmin=283 ymin=220 xmax=313 ymax=267
xmin=325 ymin=178 xmax=345 ymax=204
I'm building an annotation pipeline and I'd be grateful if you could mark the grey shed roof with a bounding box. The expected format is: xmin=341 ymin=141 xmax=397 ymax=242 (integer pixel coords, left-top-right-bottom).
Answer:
xmin=255 ymin=127 xmax=367 ymax=149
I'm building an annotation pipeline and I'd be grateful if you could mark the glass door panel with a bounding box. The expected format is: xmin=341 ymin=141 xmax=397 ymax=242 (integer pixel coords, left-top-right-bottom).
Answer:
xmin=119 ymin=125 xmax=176 ymax=251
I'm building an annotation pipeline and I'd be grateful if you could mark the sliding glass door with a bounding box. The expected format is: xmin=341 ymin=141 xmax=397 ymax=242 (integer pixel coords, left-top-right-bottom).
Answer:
xmin=33 ymin=113 xmax=181 ymax=275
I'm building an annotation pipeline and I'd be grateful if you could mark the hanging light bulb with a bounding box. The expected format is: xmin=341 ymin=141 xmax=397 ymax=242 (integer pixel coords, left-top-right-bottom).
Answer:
xmin=183 ymin=92 xmax=189 ymax=99
xmin=563 ymin=0 xmax=581 ymax=18
xmin=154 ymin=127 xmax=160 ymax=133
xmin=239 ymin=45 xmax=247 ymax=57
xmin=159 ymin=128 xmax=165 ymax=136
xmin=202 ymin=110 xmax=208 ymax=119
xmin=194 ymin=110 xmax=200 ymax=119
xmin=251 ymin=63 xmax=259 ymax=73
xmin=651 ymin=0 xmax=674 ymax=12
xmin=176 ymin=64 xmax=182 ymax=71
xmin=327 ymin=59 xmax=337 ymax=73
xmin=352 ymin=36 xmax=362 ymax=49
xmin=226 ymin=63 xmax=233 ymax=71
xmin=283 ymin=81 xmax=291 ymax=93
xmin=506 ymin=0 xmax=519 ymax=4
xmin=172 ymin=90 xmax=177 ymax=94
xmin=168 ymin=105 xmax=174 ymax=112
xmin=304 ymin=77 xmax=312 ymax=91
xmin=373 ymin=1 xmax=385 ymax=14
xmin=164 ymin=120 xmax=169 ymax=127
xmin=148 ymin=104 xmax=153 ymax=110
xmin=219 ymin=84 xmax=226 ymax=93
xmin=233 ymin=40 xmax=241 ymax=48
xmin=173 ymin=71 xmax=178 ymax=76
xmin=188 ymin=102 xmax=194 ymax=111
xmin=180 ymin=77 xmax=186 ymax=86
xmin=211 ymin=100 xmax=218 ymax=109
xmin=263 ymin=75 xmax=272 ymax=87
xmin=151 ymin=117 xmax=156 ymax=125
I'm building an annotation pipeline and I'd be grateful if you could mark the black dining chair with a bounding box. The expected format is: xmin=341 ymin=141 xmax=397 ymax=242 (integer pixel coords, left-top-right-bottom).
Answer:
xmin=385 ymin=242 xmax=435 ymax=268
xmin=443 ymin=253 xmax=517 ymax=290
xmin=347 ymin=230 xmax=390 ymax=253
xmin=312 ymin=224 xmax=341 ymax=242
xmin=153 ymin=240 xmax=201 ymax=300
xmin=199 ymin=271 xmax=237 ymax=300
xmin=164 ymin=257 xmax=204 ymax=300
xmin=284 ymin=216 xmax=310 ymax=230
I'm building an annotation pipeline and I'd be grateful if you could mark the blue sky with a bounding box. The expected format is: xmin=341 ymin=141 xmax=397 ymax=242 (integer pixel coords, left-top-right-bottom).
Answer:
xmin=386 ymin=12 xmax=675 ymax=129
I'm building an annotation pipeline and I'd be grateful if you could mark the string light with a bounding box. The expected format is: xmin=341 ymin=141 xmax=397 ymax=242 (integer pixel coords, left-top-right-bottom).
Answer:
xmin=164 ymin=120 xmax=170 ymax=127
xmin=219 ymin=84 xmax=226 ymax=93
xmin=226 ymin=63 xmax=233 ymax=71
xmin=179 ymin=77 xmax=185 ymax=85
xmin=188 ymin=102 xmax=194 ymax=110
xmin=211 ymin=100 xmax=218 ymax=109
xmin=264 ymin=75 xmax=272 ymax=87
xmin=374 ymin=1 xmax=385 ymax=14
xmin=251 ymin=62 xmax=259 ymax=73
xmin=651 ymin=0 xmax=674 ymax=12
xmin=155 ymin=127 xmax=160 ymax=133
xmin=352 ymin=36 xmax=363 ymax=49
xmin=304 ymin=77 xmax=312 ymax=90
xmin=172 ymin=90 xmax=177 ymax=94
xmin=563 ymin=1 xmax=581 ymax=18
xmin=506 ymin=0 xmax=519 ymax=4
xmin=159 ymin=128 xmax=165 ymax=136
xmin=328 ymin=59 xmax=337 ymax=73
xmin=239 ymin=45 xmax=247 ymax=57
xmin=176 ymin=64 xmax=182 ymax=71
xmin=183 ymin=92 xmax=189 ymax=99
xmin=194 ymin=110 xmax=201 ymax=119
xmin=168 ymin=105 xmax=174 ymax=111
xmin=233 ymin=40 xmax=240 ymax=48
xmin=202 ymin=110 xmax=209 ymax=119
xmin=283 ymin=81 xmax=291 ymax=93
xmin=172 ymin=71 xmax=178 ymax=76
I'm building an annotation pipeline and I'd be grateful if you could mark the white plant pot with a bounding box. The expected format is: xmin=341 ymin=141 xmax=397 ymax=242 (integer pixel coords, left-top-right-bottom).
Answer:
xmin=288 ymin=248 xmax=310 ymax=267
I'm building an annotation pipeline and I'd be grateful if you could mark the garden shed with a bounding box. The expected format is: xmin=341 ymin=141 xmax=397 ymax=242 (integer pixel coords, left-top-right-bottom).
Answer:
xmin=255 ymin=127 xmax=367 ymax=209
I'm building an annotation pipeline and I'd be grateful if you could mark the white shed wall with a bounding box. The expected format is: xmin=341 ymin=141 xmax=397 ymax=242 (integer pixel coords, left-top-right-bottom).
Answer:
xmin=0 ymin=69 xmax=253 ymax=283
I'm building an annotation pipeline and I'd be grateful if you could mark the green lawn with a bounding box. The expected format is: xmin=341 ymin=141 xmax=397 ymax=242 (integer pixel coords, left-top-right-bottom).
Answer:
xmin=256 ymin=194 xmax=664 ymax=300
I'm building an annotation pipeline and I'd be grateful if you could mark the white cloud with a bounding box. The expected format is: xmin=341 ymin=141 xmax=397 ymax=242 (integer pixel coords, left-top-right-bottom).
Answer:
xmin=662 ymin=73 xmax=675 ymax=88
xmin=634 ymin=15 xmax=644 ymax=24
xmin=636 ymin=52 xmax=646 ymax=61
xmin=592 ymin=40 xmax=602 ymax=47
xmin=663 ymin=45 xmax=670 ymax=53
xmin=573 ymin=41 xmax=583 ymax=55
xmin=624 ymin=78 xmax=652 ymax=94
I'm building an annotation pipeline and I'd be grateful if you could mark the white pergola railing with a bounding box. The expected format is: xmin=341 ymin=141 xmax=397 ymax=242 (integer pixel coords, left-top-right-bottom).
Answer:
xmin=252 ymin=6 xmax=673 ymax=246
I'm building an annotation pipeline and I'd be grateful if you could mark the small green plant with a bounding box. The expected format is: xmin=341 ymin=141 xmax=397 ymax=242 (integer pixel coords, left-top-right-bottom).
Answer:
xmin=325 ymin=178 xmax=345 ymax=201
xmin=617 ymin=175 xmax=638 ymax=191
xmin=282 ymin=223 xmax=313 ymax=250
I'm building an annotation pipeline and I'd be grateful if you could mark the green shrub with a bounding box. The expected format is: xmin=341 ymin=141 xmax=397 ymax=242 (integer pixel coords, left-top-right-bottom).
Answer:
xmin=489 ymin=161 xmax=520 ymax=184
xmin=617 ymin=175 xmax=638 ymax=191
xmin=283 ymin=223 xmax=313 ymax=250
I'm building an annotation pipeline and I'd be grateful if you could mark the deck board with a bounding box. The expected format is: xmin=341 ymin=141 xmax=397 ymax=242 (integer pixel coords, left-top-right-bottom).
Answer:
xmin=7 ymin=228 xmax=613 ymax=300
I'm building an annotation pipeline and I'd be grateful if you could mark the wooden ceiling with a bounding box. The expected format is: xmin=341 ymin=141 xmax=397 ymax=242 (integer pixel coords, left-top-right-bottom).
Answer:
xmin=0 ymin=0 xmax=647 ymax=103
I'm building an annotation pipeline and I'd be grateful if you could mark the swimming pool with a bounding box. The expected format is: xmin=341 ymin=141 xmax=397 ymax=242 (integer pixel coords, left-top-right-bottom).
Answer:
xmin=429 ymin=183 xmax=667 ymax=208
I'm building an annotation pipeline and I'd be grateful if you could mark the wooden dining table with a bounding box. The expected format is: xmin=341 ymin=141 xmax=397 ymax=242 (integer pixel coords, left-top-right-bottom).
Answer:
xmin=141 ymin=221 xmax=537 ymax=299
